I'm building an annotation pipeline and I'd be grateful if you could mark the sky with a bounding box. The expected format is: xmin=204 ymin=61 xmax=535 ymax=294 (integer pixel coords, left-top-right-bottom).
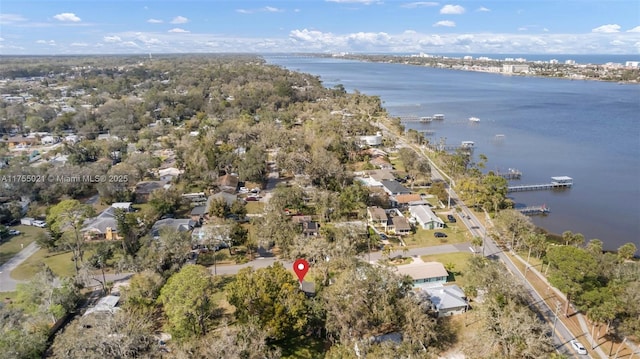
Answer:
xmin=1 ymin=0 xmax=639 ymax=55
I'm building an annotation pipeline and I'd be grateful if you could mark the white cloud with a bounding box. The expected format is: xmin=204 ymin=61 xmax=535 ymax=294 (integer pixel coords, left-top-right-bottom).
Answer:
xmin=103 ymin=36 xmax=122 ymax=43
xmin=71 ymin=42 xmax=88 ymax=47
xmin=0 ymin=37 xmax=4 ymax=41
xmin=440 ymin=4 xmax=465 ymax=15
xmin=627 ymin=26 xmax=640 ymax=33
xmin=53 ymin=13 xmax=81 ymax=22
xmin=168 ymin=28 xmax=190 ymax=33
xmin=147 ymin=18 xmax=163 ymax=23
xmin=433 ymin=20 xmax=455 ymax=27
xmin=610 ymin=40 xmax=624 ymax=46
xmin=592 ymin=24 xmax=621 ymax=33
xmin=0 ymin=14 xmax=27 ymax=24
xmin=36 ymin=40 xmax=56 ymax=45
xmin=170 ymin=16 xmax=189 ymax=24
xmin=264 ymin=6 xmax=284 ymax=12
xmin=476 ymin=6 xmax=490 ymax=12
xmin=36 ymin=40 xmax=47 ymax=44
xmin=401 ymin=2 xmax=439 ymax=8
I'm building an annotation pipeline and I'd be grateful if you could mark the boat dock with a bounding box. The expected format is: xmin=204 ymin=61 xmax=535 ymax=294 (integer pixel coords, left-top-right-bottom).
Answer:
xmin=496 ymin=168 xmax=522 ymax=180
xmin=517 ymin=205 xmax=550 ymax=215
xmin=399 ymin=114 xmax=445 ymax=122
xmin=426 ymin=144 xmax=473 ymax=152
xmin=507 ymin=176 xmax=573 ymax=193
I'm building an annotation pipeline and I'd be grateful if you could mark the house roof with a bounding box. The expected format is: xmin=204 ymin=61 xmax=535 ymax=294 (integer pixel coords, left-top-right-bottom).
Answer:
xmin=396 ymin=262 xmax=449 ymax=281
xmin=219 ymin=174 xmax=239 ymax=188
xmin=391 ymin=216 xmax=411 ymax=231
xmin=367 ymin=206 xmax=387 ymax=221
xmin=420 ymin=284 xmax=468 ymax=311
xmin=191 ymin=206 xmax=207 ymax=216
xmin=381 ymin=180 xmax=411 ymax=195
xmin=111 ymin=202 xmax=132 ymax=210
xmin=135 ymin=181 xmax=166 ymax=194
xmin=211 ymin=192 xmax=238 ymax=206
xmin=366 ymin=169 xmax=396 ymax=182
xmin=84 ymin=295 xmax=121 ymax=316
xmin=151 ymin=218 xmax=196 ymax=238
xmin=409 ymin=205 xmax=444 ymax=225
xmin=82 ymin=207 xmax=117 ymax=234
xmin=393 ymin=193 xmax=422 ymax=204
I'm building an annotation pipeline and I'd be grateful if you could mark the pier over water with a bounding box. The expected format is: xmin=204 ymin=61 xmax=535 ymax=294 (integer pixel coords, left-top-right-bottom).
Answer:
xmin=507 ymin=176 xmax=573 ymax=193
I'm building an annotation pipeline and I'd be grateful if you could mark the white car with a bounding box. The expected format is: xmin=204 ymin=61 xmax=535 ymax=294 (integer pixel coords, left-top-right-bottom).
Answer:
xmin=32 ymin=220 xmax=46 ymax=228
xmin=570 ymin=339 xmax=587 ymax=355
xmin=8 ymin=229 xmax=21 ymax=235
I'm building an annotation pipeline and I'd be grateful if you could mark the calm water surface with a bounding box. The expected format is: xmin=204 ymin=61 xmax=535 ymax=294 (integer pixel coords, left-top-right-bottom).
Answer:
xmin=266 ymin=56 xmax=640 ymax=251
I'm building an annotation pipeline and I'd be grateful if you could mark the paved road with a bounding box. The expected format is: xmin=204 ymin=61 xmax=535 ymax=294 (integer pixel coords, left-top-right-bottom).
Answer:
xmin=0 ymin=242 xmax=40 ymax=292
xmin=376 ymin=120 xmax=590 ymax=358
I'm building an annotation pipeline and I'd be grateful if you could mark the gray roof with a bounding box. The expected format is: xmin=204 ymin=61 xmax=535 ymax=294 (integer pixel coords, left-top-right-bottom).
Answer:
xmin=409 ymin=205 xmax=444 ymax=226
xmin=210 ymin=192 xmax=238 ymax=206
xmin=396 ymin=262 xmax=448 ymax=281
xmin=82 ymin=207 xmax=117 ymax=234
xmin=391 ymin=216 xmax=411 ymax=231
xmin=381 ymin=180 xmax=411 ymax=195
xmin=191 ymin=206 xmax=207 ymax=216
xmin=421 ymin=284 xmax=468 ymax=311
xmin=135 ymin=181 xmax=166 ymax=194
xmin=151 ymin=218 xmax=196 ymax=238
xmin=84 ymin=295 xmax=121 ymax=316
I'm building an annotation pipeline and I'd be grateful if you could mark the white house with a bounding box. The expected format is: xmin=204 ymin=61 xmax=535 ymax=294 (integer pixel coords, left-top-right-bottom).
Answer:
xmin=416 ymin=283 xmax=469 ymax=318
xmin=396 ymin=262 xmax=449 ymax=285
xmin=409 ymin=205 xmax=445 ymax=229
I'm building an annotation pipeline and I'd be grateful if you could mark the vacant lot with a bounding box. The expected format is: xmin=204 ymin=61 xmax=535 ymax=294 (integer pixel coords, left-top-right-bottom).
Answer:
xmin=0 ymin=225 xmax=45 ymax=266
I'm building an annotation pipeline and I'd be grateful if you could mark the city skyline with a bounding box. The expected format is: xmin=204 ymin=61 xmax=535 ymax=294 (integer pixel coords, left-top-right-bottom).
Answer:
xmin=1 ymin=0 xmax=639 ymax=55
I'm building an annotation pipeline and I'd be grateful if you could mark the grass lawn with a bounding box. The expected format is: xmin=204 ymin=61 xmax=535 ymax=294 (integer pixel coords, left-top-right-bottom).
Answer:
xmin=0 ymin=291 xmax=18 ymax=303
xmin=420 ymin=252 xmax=474 ymax=288
xmin=245 ymin=201 xmax=265 ymax=214
xmin=403 ymin=226 xmax=468 ymax=248
xmin=11 ymin=248 xmax=95 ymax=281
xmin=0 ymin=225 xmax=45 ymax=266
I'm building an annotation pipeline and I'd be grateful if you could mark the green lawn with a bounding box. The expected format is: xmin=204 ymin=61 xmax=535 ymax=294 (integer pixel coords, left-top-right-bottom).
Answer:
xmin=0 ymin=225 xmax=45 ymax=266
xmin=11 ymin=248 xmax=94 ymax=281
xmin=403 ymin=225 xmax=468 ymax=248
xmin=420 ymin=252 xmax=474 ymax=288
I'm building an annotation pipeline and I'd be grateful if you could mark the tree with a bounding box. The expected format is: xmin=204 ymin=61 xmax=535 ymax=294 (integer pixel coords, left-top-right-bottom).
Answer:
xmin=49 ymin=308 xmax=158 ymax=359
xmin=84 ymin=242 xmax=115 ymax=294
xmin=586 ymin=239 xmax=604 ymax=256
xmin=15 ymin=267 xmax=80 ymax=324
xmin=135 ymin=228 xmax=192 ymax=276
xmin=122 ymin=270 xmax=165 ymax=314
xmin=493 ymin=209 xmax=534 ymax=250
xmin=545 ymin=245 xmax=598 ymax=316
xmin=229 ymin=199 xmax=247 ymax=218
xmin=226 ymin=262 xmax=308 ymax=340
xmin=148 ymin=187 xmax=186 ymax=217
xmin=0 ymin=307 xmax=49 ymax=359
xmin=158 ymin=264 xmax=219 ymax=341
xmin=617 ymin=242 xmax=637 ymax=261
xmin=322 ymin=262 xmax=412 ymax=344
xmin=46 ymin=199 xmax=95 ymax=280
xmin=207 ymin=198 xmax=227 ymax=218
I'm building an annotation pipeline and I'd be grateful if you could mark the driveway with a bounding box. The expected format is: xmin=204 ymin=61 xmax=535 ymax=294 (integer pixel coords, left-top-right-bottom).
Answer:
xmin=0 ymin=242 xmax=40 ymax=292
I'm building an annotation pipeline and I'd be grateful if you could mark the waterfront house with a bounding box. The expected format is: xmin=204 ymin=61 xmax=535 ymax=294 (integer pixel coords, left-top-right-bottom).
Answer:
xmin=409 ymin=205 xmax=445 ymax=230
xmin=390 ymin=193 xmax=423 ymax=208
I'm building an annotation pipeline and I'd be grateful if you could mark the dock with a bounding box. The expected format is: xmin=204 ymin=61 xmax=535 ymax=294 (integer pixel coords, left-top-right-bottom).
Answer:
xmin=426 ymin=144 xmax=473 ymax=152
xmin=517 ymin=205 xmax=550 ymax=215
xmin=507 ymin=176 xmax=573 ymax=193
xmin=496 ymin=168 xmax=522 ymax=180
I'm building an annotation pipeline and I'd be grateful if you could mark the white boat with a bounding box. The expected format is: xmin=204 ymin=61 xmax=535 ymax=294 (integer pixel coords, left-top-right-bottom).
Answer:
xmin=461 ymin=141 xmax=475 ymax=148
xmin=469 ymin=117 xmax=480 ymax=122
xmin=433 ymin=114 xmax=445 ymax=120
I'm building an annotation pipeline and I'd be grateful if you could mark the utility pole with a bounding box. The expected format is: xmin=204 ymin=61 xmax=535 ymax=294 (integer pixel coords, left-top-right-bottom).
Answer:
xmin=552 ymin=300 xmax=561 ymax=336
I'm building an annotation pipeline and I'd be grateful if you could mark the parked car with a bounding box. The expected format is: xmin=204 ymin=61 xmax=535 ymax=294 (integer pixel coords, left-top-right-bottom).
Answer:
xmin=32 ymin=220 xmax=46 ymax=228
xmin=8 ymin=229 xmax=21 ymax=235
xmin=379 ymin=233 xmax=388 ymax=240
xmin=245 ymin=196 xmax=258 ymax=201
xmin=570 ymin=340 xmax=587 ymax=355
xmin=433 ymin=232 xmax=448 ymax=238
xmin=447 ymin=214 xmax=456 ymax=223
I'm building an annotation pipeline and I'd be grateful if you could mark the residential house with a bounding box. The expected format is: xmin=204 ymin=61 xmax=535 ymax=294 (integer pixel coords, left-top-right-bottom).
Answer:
xmin=390 ymin=193 xmax=423 ymax=208
xmin=367 ymin=206 xmax=388 ymax=227
xmin=370 ymin=156 xmax=393 ymax=170
xmin=380 ymin=180 xmax=411 ymax=196
xmin=396 ymin=262 xmax=449 ymax=285
xmin=300 ymin=281 xmax=316 ymax=298
xmin=190 ymin=206 xmax=207 ymax=225
xmin=82 ymin=206 xmax=120 ymax=241
xmin=111 ymin=202 xmax=133 ymax=212
xmin=409 ymin=205 xmax=445 ymax=230
xmin=210 ymin=191 xmax=238 ymax=207
xmin=40 ymin=135 xmax=59 ymax=145
xmin=367 ymin=169 xmax=396 ymax=183
xmin=84 ymin=295 xmax=121 ymax=316
xmin=389 ymin=216 xmax=412 ymax=236
xmin=158 ymin=167 xmax=183 ymax=182
xmin=5 ymin=136 xmax=38 ymax=149
xmin=64 ymin=134 xmax=79 ymax=144
xmin=151 ymin=218 xmax=196 ymax=239
xmin=416 ymin=284 xmax=469 ymax=318
xmin=134 ymin=181 xmax=169 ymax=203
xmin=218 ymin=173 xmax=239 ymax=193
